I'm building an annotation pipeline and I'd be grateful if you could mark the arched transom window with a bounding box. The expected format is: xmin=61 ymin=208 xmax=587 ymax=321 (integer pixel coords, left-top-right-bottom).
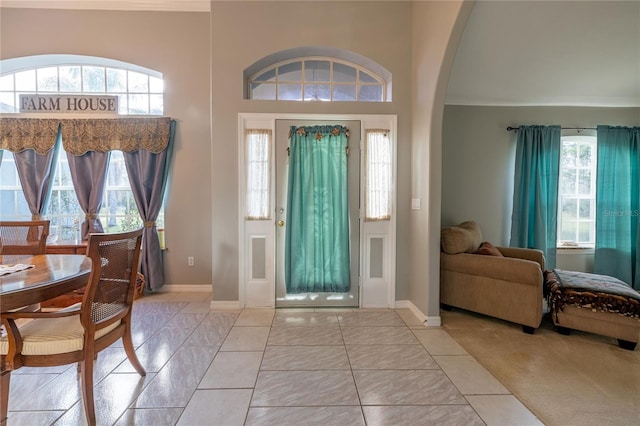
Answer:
xmin=248 ymin=57 xmax=388 ymax=102
xmin=0 ymin=54 xmax=163 ymax=115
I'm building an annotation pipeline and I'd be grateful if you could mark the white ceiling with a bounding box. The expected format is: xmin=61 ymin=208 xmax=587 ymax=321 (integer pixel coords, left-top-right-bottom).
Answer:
xmin=445 ymin=0 xmax=640 ymax=107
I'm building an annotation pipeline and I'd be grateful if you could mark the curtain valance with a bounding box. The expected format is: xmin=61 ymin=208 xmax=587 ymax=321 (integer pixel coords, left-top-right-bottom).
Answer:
xmin=0 ymin=118 xmax=61 ymax=154
xmin=61 ymin=117 xmax=172 ymax=155
xmin=0 ymin=117 xmax=172 ymax=155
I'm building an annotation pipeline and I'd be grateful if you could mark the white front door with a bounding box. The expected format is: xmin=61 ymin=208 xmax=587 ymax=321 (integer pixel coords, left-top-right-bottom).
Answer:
xmin=238 ymin=113 xmax=397 ymax=309
xmin=274 ymin=119 xmax=361 ymax=307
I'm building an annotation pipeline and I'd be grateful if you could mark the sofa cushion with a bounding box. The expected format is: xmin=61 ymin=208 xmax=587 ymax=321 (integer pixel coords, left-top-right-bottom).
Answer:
xmin=441 ymin=221 xmax=482 ymax=254
xmin=477 ymin=241 xmax=504 ymax=257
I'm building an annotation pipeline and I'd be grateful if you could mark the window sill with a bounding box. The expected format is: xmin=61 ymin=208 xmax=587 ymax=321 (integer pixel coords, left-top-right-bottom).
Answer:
xmin=557 ymin=246 xmax=594 ymax=254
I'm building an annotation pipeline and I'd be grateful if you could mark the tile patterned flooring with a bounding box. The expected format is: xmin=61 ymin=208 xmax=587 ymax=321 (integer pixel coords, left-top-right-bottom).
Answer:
xmin=5 ymin=292 xmax=543 ymax=425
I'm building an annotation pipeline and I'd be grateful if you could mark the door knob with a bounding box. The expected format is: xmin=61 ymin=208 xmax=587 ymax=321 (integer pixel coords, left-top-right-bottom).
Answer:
xmin=277 ymin=220 xmax=285 ymax=227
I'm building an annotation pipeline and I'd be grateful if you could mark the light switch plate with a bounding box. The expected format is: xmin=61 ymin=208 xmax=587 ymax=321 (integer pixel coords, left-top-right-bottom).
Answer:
xmin=411 ymin=198 xmax=421 ymax=210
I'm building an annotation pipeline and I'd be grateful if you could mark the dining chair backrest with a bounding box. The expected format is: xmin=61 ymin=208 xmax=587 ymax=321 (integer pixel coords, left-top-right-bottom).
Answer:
xmin=81 ymin=228 xmax=143 ymax=332
xmin=0 ymin=227 xmax=145 ymax=426
xmin=0 ymin=220 xmax=50 ymax=255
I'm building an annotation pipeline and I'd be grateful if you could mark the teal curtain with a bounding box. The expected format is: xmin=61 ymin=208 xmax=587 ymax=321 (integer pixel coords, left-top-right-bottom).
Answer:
xmin=510 ymin=125 xmax=561 ymax=267
xmin=285 ymin=125 xmax=350 ymax=293
xmin=595 ymin=125 xmax=640 ymax=289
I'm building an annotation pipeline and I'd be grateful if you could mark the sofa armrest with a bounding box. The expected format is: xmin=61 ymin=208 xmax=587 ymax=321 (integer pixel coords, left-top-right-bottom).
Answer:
xmin=497 ymin=247 xmax=545 ymax=270
xmin=441 ymin=252 xmax=543 ymax=286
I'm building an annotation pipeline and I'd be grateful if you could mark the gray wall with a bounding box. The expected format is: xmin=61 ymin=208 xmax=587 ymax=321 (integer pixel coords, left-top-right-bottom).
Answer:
xmin=1 ymin=2 xmax=474 ymax=312
xmin=0 ymin=8 xmax=213 ymax=287
xmin=410 ymin=0 xmax=473 ymax=318
xmin=210 ymin=1 xmax=414 ymax=301
xmin=442 ymin=105 xmax=640 ymax=246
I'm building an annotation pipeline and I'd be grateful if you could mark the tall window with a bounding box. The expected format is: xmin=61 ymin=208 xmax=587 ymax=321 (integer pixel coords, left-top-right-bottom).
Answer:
xmin=245 ymin=129 xmax=272 ymax=220
xmin=364 ymin=129 xmax=392 ymax=221
xmin=558 ymin=135 xmax=597 ymax=247
xmin=0 ymin=55 xmax=164 ymax=240
xmin=249 ymin=57 xmax=387 ymax=102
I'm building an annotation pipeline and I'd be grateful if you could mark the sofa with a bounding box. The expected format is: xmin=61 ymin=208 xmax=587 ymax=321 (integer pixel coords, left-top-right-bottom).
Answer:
xmin=544 ymin=269 xmax=640 ymax=350
xmin=440 ymin=221 xmax=545 ymax=333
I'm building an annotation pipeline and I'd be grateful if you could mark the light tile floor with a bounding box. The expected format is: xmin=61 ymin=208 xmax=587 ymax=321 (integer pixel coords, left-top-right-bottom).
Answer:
xmin=5 ymin=292 xmax=543 ymax=425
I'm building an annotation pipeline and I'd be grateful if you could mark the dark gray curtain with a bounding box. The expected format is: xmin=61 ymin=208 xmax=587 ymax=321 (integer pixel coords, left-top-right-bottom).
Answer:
xmin=66 ymin=151 xmax=110 ymax=239
xmin=13 ymin=129 xmax=61 ymax=220
xmin=123 ymin=120 xmax=175 ymax=291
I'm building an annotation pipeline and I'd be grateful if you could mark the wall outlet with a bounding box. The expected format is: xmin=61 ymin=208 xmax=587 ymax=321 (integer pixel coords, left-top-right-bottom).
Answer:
xmin=187 ymin=256 xmax=194 ymax=266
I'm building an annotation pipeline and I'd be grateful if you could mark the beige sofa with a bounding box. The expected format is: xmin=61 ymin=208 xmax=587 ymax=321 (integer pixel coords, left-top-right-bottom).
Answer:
xmin=440 ymin=221 xmax=545 ymax=333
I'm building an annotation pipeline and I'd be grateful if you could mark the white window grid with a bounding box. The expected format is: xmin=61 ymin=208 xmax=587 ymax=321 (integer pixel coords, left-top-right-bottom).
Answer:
xmin=248 ymin=57 xmax=386 ymax=102
xmin=558 ymin=135 xmax=597 ymax=247
xmin=245 ymin=129 xmax=272 ymax=220
xmin=0 ymin=65 xmax=163 ymax=115
xmin=365 ymin=129 xmax=392 ymax=221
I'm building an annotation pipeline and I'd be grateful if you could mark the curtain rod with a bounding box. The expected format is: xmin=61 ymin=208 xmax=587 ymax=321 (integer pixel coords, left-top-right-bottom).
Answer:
xmin=506 ymin=126 xmax=597 ymax=131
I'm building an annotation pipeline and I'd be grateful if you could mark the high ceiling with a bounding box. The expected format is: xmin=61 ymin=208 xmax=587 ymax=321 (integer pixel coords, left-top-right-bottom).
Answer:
xmin=3 ymin=1 xmax=639 ymax=107
xmin=446 ymin=0 xmax=640 ymax=107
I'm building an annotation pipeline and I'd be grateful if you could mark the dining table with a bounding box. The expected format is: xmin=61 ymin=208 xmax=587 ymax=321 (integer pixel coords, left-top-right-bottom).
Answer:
xmin=0 ymin=254 xmax=92 ymax=425
xmin=0 ymin=254 xmax=92 ymax=312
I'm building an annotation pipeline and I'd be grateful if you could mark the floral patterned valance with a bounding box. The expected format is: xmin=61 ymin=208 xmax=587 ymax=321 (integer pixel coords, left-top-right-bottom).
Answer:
xmin=0 ymin=118 xmax=61 ymax=154
xmin=0 ymin=117 xmax=172 ymax=155
xmin=61 ymin=117 xmax=172 ymax=155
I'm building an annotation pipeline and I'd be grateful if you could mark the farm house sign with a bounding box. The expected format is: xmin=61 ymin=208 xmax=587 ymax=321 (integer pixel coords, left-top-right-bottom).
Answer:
xmin=19 ymin=94 xmax=118 ymax=114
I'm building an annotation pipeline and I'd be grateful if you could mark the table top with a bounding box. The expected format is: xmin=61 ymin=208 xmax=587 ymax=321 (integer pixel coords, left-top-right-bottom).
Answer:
xmin=0 ymin=254 xmax=92 ymax=312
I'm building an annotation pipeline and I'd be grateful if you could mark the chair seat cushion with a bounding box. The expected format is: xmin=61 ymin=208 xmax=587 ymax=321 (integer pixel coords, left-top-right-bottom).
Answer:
xmin=0 ymin=315 xmax=120 ymax=356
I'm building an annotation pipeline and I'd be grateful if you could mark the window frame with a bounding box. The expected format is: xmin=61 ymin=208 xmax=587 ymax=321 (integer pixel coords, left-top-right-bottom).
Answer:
xmin=557 ymin=133 xmax=598 ymax=248
xmin=364 ymin=129 xmax=392 ymax=221
xmin=0 ymin=55 xmax=163 ymax=115
xmin=248 ymin=56 xmax=387 ymax=102
xmin=0 ymin=54 xmax=164 ymax=239
xmin=244 ymin=129 xmax=272 ymax=220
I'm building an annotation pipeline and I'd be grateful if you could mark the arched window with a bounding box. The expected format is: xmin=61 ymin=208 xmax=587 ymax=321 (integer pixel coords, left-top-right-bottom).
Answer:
xmin=244 ymin=47 xmax=391 ymax=102
xmin=0 ymin=55 xmax=164 ymax=240
xmin=0 ymin=54 xmax=163 ymax=114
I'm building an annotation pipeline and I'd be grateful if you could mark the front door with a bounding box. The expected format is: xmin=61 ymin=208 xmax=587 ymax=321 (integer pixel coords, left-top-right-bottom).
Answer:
xmin=275 ymin=119 xmax=360 ymax=307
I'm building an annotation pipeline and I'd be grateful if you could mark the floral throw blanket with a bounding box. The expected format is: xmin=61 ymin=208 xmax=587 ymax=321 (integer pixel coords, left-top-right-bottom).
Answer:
xmin=544 ymin=269 xmax=640 ymax=320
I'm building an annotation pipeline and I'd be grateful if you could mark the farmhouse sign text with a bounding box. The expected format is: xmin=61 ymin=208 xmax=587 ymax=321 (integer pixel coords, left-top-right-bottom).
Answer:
xmin=19 ymin=94 xmax=119 ymax=114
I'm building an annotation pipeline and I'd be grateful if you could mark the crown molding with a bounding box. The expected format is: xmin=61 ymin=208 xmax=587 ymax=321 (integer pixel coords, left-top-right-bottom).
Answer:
xmin=0 ymin=0 xmax=211 ymax=12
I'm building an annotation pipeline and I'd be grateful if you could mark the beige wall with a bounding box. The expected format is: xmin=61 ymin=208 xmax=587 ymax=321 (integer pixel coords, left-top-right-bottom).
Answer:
xmin=210 ymin=1 xmax=415 ymax=301
xmin=1 ymin=2 xmax=475 ymax=312
xmin=0 ymin=8 xmax=213 ymax=288
xmin=442 ymin=105 xmax=640 ymax=245
xmin=410 ymin=0 xmax=473 ymax=318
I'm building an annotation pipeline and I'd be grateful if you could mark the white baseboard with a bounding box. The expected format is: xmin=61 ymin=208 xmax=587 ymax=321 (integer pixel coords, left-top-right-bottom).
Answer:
xmin=153 ymin=285 xmax=212 ymax=293
xmin=395 ymin=300 xmax=441 ymax=327
xmin=211 ymin=300 xmax=241 ymax=309
xmin=425 ymin=315 xmax=442 ymax=327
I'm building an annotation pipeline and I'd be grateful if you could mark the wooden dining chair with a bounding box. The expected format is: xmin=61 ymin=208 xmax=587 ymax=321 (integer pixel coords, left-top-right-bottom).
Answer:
xmin=0 ymin=220 xmax=50 ymax=255
xmin=0 ymin=220 xmax=51 ymax=314
xmin=0 ymin=228 xmax=145 ymax=426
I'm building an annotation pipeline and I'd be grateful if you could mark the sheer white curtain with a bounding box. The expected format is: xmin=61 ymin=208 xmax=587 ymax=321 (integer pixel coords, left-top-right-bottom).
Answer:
xmin=365 ymin=129 xmax=392 ymax=221
xmin=245 ymin=129 xmax=272 ymax=220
